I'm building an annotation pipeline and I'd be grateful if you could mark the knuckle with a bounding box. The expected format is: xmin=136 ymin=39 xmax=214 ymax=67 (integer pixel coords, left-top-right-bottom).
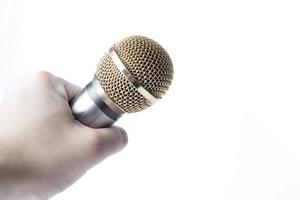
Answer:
xmin=33 ymin=70 xmax=50 ymax=79
xmin=31 ymin=71 xmax=52 ymax=86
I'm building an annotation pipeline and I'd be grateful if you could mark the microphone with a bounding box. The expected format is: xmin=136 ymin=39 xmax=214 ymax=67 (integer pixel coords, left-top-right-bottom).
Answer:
xmin=70 ymin=36 xmax=174 ymax=128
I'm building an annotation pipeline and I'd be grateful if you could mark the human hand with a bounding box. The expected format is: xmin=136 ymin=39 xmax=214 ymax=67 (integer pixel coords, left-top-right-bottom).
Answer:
xmin=0 ymin=71 xmax=128 ymax=200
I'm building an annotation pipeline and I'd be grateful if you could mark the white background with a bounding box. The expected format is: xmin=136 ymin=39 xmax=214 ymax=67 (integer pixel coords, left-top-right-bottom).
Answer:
xmin=1 ymin=0 xmax=300 ymax=199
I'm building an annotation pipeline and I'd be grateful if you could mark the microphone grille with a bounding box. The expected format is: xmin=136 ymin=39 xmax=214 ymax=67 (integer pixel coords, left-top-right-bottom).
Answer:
xmin=114 ymin=36 xmax=173 ymax=98
xmin=96 ymin=36 xmax=173 ymax=113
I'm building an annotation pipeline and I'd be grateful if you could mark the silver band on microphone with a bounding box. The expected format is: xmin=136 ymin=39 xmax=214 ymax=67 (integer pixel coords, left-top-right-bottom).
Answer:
xmin=109 ymin=47 xmax=158 ymax=105
xmin=70 ymin=78 xmax=124 ymax=128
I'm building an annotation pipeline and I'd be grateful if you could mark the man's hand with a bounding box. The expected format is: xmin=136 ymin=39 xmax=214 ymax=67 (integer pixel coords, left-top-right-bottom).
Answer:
xmin=0 ymin=71 xmax=128 ymax=200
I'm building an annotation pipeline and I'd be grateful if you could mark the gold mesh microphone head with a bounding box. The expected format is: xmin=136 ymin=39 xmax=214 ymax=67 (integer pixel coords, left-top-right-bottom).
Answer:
xmin=95 ymin=36 xmax=174 ymax=113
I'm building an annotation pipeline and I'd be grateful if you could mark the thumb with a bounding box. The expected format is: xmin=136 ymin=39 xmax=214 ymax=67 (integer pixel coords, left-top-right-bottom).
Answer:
xmin=78 ymin=126 xmax=128 ymax=167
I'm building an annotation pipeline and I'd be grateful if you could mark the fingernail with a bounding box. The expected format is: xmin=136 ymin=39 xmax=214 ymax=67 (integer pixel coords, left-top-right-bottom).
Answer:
xmin=119 ymin=127 xmax=128 ymax=146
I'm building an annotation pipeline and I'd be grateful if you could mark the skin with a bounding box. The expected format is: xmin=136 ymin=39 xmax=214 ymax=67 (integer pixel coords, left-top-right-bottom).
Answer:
xmin=0 ymin=71 xmax=128 ymax=200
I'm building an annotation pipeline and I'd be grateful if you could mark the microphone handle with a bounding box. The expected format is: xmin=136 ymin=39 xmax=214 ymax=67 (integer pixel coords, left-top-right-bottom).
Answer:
xmin=70 ymin=79 xmax=121 ymax=128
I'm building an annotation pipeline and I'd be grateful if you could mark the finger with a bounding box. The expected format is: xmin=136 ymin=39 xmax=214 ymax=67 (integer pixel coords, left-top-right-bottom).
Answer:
xmin=26 ymin=71 xmax=81 ymax=101
xmin=53 ymin=77 xmax=81 ymax=101
xmin=79 ymin=126 xmax=128 ymax=166
xmin=58 ymin=78 xmax=81 ymax=101
xmin=48 ymin=73 xmax=81 ymax=101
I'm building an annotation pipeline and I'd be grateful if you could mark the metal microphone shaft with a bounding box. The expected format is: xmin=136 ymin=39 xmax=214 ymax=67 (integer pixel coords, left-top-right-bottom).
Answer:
xmin=70 ymin=79 xmax=122 ymax=128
